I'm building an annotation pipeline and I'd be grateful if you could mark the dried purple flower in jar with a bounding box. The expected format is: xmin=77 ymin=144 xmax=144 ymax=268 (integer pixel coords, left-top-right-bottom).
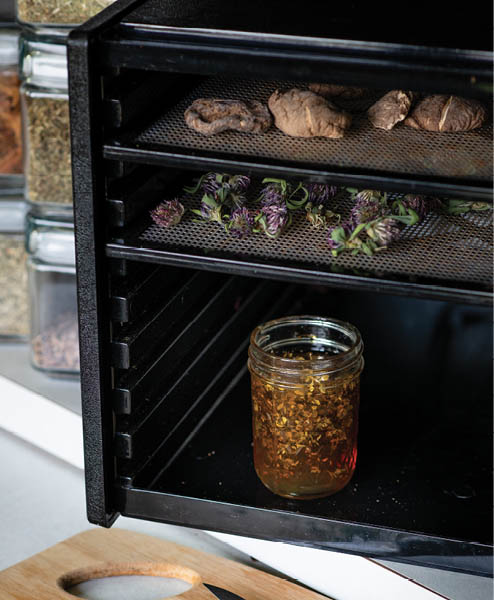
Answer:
xmin=228 ymin=206 xmax=254 ymax=238
xmin=150 ymin=199 xmax=185 ymax=228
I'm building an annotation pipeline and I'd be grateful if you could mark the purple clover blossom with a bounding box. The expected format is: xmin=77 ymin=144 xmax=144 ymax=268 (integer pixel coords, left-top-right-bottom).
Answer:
xmin=350 ymin=190 xmax=389 ymax=226
xmin=307 ymin=183 xmax=337 ymax=206
xmin=200 ymin=173 xmax=250 ymax=208
xmin=397 ymin=194 xmax=442 ymax=221
xmin=260 ymin=201 xmax=289 ymax=238
xmin=259 ymin=182 xmax=284 ymax=208
xmin=368 ymin=218 xmax=402 ymax=247
xmin=198 ymin=197 xmax=224 ymax=225
xmin=150 ymin=199 xmax=184 ymax=228
xmin=201 ymin=172 xmax=224 ymax=196
xmin=327 ymin=221 xmax=353 ymax=253
xmin=228 ymin=207 xmax=254 ymax=239
xmin=229 ymin=174 xmax=250 ymax=193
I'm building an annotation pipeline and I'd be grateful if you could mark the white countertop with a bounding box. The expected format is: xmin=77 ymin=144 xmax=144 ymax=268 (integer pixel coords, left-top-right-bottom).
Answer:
xmin=0 ymin=345 xmax=492 ymax=600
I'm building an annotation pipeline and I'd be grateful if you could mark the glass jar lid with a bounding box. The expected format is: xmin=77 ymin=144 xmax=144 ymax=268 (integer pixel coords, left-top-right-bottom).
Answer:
xmin=19 ymin=32 xmax=68 ymax=90
xmin=26 ymin=213 xmax=75 ymax=266
xmin=0 ymin=197 xmax=27 ymax=232
xmin=0 ymin=28 xmax=19 ymax=67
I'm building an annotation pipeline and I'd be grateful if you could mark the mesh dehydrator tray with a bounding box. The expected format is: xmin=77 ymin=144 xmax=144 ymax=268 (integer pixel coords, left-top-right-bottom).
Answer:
xmin=108 ymin=184 xmax=493 ymax=303
xmin=122 ymin=77 xmax=492 ymax=185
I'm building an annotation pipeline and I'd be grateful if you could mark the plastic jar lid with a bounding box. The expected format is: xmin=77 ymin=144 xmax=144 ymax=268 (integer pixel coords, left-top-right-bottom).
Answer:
xmin=26 ymin=214 xmax=75 ymax=266
xmin=0 ymin=198 xmax=27 ymax=233
xmin=0 ymin=28 xmax=19 ymax=67
xmin=20 ymin=33 xmax=68 ymax=91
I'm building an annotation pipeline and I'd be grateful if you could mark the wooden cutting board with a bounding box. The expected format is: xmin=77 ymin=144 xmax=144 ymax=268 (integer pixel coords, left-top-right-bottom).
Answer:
xmin=0 ymin=528 xmax=330 ymax=600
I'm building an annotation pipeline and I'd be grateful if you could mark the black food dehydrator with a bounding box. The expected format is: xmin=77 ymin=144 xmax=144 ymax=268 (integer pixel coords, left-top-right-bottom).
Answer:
xmin=67 ymin=0 xmax=493 ymax=576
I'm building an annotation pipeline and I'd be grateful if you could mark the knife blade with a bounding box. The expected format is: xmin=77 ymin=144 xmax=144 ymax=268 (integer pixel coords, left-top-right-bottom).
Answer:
xmin=204 ymin=582 xmax=246 ymax=600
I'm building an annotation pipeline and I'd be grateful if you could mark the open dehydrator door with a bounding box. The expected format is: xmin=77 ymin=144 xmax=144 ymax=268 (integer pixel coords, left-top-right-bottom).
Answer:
xmin=68 ymin=0 xmax=493 ymax=577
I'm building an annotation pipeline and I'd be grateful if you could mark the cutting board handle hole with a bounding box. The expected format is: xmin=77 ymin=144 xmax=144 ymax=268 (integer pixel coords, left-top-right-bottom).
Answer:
xmin=57 ymin=562 xmax=201 ymax=599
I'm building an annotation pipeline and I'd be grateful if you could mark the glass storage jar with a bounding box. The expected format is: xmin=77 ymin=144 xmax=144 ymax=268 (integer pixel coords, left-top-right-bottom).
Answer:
xmin=0 ymin=27 xmax=23 ymax=184
xmin=248 ymin=315 xmax=364 ymax=499
xmin=0 ymin=192 xmax=28 ymax=340
xmin=16 ymin=0 xmax=116 ymax=29
xmin=26 ymin=213 xmax=79 ymax=376
xmin=20 ymin=32 xmax=73 ymax=213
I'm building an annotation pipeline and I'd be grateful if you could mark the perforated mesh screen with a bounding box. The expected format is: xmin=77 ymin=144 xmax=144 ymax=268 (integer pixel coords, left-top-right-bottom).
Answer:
xmin=139 ymin=185 xmax=493 ymax=291
xmin=134 ymin=77 xmax=492 ymax=182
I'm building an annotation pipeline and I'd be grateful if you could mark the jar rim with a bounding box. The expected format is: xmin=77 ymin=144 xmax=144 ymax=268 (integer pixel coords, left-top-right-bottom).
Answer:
xmin=249 ymin=314 xmax=363 ymax=374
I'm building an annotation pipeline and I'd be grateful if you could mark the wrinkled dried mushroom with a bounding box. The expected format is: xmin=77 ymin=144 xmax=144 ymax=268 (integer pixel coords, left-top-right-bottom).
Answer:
xmin=367 ymin=90 xmax=415 ymax=130
xmin=184 ymin=98 xmax=272 ymax=136
xmin=404 ymin=95 xmax=486 ymax=132
xmin=268 ymin=88 xmax=352 ymax=139
xmin=309 ymin=83 xmax=367 ymax=99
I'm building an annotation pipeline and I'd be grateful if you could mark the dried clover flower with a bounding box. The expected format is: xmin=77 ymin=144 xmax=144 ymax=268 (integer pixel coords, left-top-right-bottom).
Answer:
xmin=306 ymin=183 xmax=337 ymax=206
xmin=150 ymin=199 xmax=184 ymax=228
xmin=366 ymin=217 xmax=402 ymax=247
xmin=191 ymin=193 xmax=226 ymax=226
xmin=306 ymin=202 xmax=340 ymax=229
xmin=259 ymin=178 xmax=308 ymax=211
xmin=187 ymin=172 xmax=250 ymax=209
xmin=255 ymin=178 xmax=308 ymax=238
xmin=348 ymin=188 xmax=389 ymax=225
xmin=255 ymin=200 xmax=290 ymax=239
xmin=228 ymin=207 xmax=254 ymax=238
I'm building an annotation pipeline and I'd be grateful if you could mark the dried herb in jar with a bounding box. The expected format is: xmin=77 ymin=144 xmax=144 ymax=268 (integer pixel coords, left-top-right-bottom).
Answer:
xmin=0 ymin=236 xmax=28 ymax=338
xmin=32 ymin=312 xmax=79 ymax=372
xmin=249 ymin=316 xmax=364 ymax=500
xmin=24 ymin=94 xmax=72 ymax=205
xmin=251 ymin=351 xmax=360 ymax=499
xmin=0 ymin=72 xmax=22 ymax=174
xmin=17 ymin=0 xmax=116 ymax=25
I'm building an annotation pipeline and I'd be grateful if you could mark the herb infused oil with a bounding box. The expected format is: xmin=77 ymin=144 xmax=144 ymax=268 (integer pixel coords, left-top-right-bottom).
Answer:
xmin=248 ymin=316 xmax=363 ymax=499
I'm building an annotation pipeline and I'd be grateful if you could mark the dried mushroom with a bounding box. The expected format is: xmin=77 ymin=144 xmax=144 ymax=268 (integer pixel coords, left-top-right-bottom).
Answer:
xmin=184 ymin=98 xmax=272 ymax=136
xmin=404 ymin=95 xmax=487 ymax=132
xmin=367 ymin=90 xmax=415 ymax=130
xmin=309 ymin=83 xmax=367 ymax=99
xmin=268 ymin=88 xmax=352 ymax=139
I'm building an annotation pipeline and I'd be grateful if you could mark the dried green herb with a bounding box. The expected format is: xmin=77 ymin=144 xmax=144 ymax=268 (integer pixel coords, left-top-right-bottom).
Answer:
xmin=0 ymin=235 xmax=28 ymax=338
xmin=24 ymin=95 xmax=72 ymax=205
xmin=17 ymin=0 xmax=116 ymax=25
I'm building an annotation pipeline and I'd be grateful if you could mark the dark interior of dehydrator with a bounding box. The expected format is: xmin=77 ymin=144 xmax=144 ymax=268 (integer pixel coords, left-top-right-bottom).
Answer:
xmin=109 ymin=259 xmax=493 ymax=546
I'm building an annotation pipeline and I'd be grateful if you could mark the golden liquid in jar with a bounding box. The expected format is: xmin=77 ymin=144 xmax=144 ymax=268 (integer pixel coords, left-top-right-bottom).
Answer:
xmin=251 ymin=349 xmax=359 ymax=499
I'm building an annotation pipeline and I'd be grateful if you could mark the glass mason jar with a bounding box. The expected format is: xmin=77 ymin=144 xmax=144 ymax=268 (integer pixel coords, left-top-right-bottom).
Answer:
xmin=0 ymin=193 xmax=28 ymax=340
xmin=248 ymin=315 xmax=364 ymax=499
xmin=16 ymin=0 xmax=116 ymax=29
xmin=0 ymin=27 xmax=23 ymax=185
xmin=20 ymin=32 xmax=73 ymax=214
xmin=26 ymin=213 xmax=79 ymax=376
